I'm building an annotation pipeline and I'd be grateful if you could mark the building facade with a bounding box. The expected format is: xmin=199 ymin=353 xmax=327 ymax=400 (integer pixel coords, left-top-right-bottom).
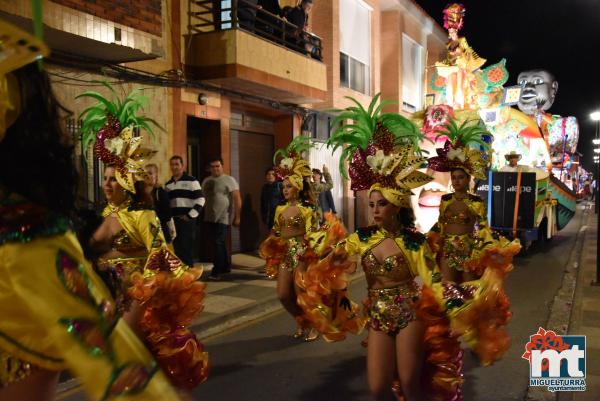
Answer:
xmin=0 ymin=0 xmax=447 ymax=255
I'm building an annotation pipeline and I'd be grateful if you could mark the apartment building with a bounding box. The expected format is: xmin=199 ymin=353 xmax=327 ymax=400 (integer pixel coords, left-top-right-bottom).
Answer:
xmin=309 ymin=0 xmax=447 ymax=228
xmin=0 ymin=0 xmax=446 ymax=254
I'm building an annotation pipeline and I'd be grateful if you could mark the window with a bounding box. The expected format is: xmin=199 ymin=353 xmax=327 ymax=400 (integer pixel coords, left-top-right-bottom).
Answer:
xmin=303 ymin=112 xmax=337 ymax=141
xmin=220 ymin=0 xmax=232 ymax=29
xmin=402 ymin=34 xmax=423 ymax=112
xmin=339 ymin=0 xmax=371 ymax=94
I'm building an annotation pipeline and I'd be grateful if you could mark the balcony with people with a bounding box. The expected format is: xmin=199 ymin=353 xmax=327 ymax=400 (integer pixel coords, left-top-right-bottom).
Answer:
xmin=186 ymin=0 xmax=326 ymax=104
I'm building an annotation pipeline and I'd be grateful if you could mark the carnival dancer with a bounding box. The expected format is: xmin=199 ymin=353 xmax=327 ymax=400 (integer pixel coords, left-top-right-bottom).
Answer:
xmin=0 ymin=19 xmax=183 ymax=401
xmin=297 ymin=95 xmax=460 ymax=401
xmin=426 ymin=118 xmax=520 ymax=367
xmin=259 ymin=136 xmax=355 ymax=342
xmin=302 ymin=95 xmax=518 ymax=400
xmin=434 ymin=3 xmax=485 ymax=110
xmin=427 ymin=118 xmax=521 ymax=282
xmin=79 ymin=86 xmax=209 ymax=390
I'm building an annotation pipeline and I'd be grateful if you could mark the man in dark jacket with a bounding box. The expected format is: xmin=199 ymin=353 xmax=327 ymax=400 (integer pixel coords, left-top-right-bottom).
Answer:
xmin=284 ymin=0 xmax=319 ymax=59
xmin=260 ymin=167 xmax=283 ymax=230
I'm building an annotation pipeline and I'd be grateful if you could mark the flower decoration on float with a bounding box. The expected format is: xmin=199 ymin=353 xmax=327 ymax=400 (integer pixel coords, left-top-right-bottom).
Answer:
xmin=272 ymin=134 xmax=315 ymax=190
xmin=422 ymin=104 xmax=455 ymax=142
xmin=427 ymin=118 xmax=493 ymax=180
xmin=326 ymin=93 xmax=432 ymax=208
xmin=77 ymin=83 xmax=163 ymax=193
xmin=0 ymin=19 xmax=49 ymax=142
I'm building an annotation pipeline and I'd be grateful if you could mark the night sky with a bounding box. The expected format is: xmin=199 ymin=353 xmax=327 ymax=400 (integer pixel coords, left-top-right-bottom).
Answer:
xmin=414 ymin=0 xmax=600 ymax=172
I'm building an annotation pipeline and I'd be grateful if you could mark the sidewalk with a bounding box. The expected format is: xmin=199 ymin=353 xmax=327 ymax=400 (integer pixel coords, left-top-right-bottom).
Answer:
xmin=526 ymin=201 xmax=600 ymax=401
xmin=569 ymin=205 xmax=600 ymax=400
xmin=192 ymin=254 xmax=280 ymax=340
xmin=192 ymin=253 xmax=364 ymax=340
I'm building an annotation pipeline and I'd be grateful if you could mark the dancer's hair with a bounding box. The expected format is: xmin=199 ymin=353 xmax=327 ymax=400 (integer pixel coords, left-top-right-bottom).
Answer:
xmin=0 ymin=64 xmax=77 ymax=215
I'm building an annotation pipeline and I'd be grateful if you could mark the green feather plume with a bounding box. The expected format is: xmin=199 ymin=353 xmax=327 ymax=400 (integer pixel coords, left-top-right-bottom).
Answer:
xmin=326 ymin=93 xmax=425 ymax=178
xmin=437 ymin=118 xmax=492 ymax=150
xmin=76 ymin=81 xmax=164 ymax=152
xmin=273 ymin=135 xmax=315 ymax=164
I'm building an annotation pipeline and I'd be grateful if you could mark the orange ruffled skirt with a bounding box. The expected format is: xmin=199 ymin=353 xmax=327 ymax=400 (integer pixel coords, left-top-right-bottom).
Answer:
xmin=295 ymin=214 xmax=366 ymax=341
xmin=128 ymin=252 xmax=209 ymax=389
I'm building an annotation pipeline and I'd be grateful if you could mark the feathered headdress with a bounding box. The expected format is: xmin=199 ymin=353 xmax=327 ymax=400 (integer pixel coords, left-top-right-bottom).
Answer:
xmin=427 ymin=118 xmax=492 ymax=180
xmin=273 ymin=135 xmax=314 ymax=191
xmin=327 ymin=94 xmax=431 ymax=208
xmin=443 ymin=3 xmax=465 ymax=31
xmin=78 ymin=83 xmax=162 ymax=193
xmin=0 ymin=19 xmax=49 ymax=142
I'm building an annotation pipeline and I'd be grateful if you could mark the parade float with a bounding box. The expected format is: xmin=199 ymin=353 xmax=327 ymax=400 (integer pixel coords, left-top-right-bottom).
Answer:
xmin=410 ymin=3 xmax=578 ymax=246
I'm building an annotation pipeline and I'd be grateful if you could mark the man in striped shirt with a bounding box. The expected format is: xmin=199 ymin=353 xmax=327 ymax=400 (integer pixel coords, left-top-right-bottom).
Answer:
xmin=165 ymin=155 xmax=205 ymax=266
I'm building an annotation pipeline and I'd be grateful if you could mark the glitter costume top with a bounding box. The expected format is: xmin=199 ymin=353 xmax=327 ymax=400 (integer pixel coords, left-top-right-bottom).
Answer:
xmin=272 ymin=202 xmax=318 ymax=238
xmin=342 ymin=225 xmax=436 ymax=288
xmin=437 ymin=193 xmax=485 ymax=233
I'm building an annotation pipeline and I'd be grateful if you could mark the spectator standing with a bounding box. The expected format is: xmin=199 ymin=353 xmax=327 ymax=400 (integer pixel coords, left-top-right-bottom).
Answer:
xmin=165 ymin=155 xmax=205 ymax=266
xmin=145 ymin=163 xmax=176 ymax=243
xmin=285 ymin=0 xmax=320 ymax=59
xmin=583 ymin=177 xmax=591 ymax=200
xmin=311 ymin=165 xmax=333 ymax=222
xmin=260 ymin=167 xmax=283 ymax=230
xmin=203 ymin=157 xmax=242 ymax=279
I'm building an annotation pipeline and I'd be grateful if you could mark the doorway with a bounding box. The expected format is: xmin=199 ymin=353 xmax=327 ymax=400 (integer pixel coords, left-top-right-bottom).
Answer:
xmin=187 ymin=116 xmax=221 ymax=262
xmin=230 ymin=129 xmax=275 ymax=252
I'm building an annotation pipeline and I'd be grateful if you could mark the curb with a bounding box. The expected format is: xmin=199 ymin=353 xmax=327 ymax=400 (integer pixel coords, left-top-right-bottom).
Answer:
xmin=193 ymin=271 xmax=366 ymax=341
xmin=524 ymin=207 xmax=589 ymax=401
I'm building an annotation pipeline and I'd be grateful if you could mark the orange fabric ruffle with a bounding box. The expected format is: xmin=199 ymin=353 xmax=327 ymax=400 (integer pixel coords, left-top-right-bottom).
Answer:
xmin=427 ymin=230 xmax=443 ymax=255
xmin=258 ymin=235 xmax=287 ymax=279
xmin=296 ymin=244 xmax=365 ymax=342
xmin=449 ymin=266 xmax=512 ymax=366
xmin=129 ymin=267 xmax=209 ymax=389
xmin=415 ymin=286 xmax=464 ymax=401
xmin=317 ymin=212 xmax=348 ymax=254
xmin=465 ymin=237 xmax=520 ymax=277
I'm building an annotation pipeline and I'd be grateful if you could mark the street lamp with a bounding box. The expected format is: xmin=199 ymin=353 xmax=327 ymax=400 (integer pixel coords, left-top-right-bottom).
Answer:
xmin=591 ymin=110 xmax=600 ymax=285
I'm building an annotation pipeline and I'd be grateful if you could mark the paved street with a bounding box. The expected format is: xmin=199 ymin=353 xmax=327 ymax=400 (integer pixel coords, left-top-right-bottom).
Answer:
xmin=60 ymin=210 xmax=585 ymax=401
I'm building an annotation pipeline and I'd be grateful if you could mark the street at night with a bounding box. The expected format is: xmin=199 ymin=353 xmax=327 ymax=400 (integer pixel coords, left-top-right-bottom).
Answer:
xmin=59 ymin=205 xmax=594 ymax=401
xmin=2 ymin=1 xmax=600 ymax=401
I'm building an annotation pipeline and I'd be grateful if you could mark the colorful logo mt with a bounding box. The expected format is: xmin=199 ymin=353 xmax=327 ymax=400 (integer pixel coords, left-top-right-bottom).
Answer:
xmin=522 ymin=327 xmax=586 ymax=392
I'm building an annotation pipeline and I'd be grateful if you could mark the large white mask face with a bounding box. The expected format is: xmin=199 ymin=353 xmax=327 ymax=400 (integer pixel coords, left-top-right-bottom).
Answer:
xmin=517 ymin=69 xmax=558 ymax=115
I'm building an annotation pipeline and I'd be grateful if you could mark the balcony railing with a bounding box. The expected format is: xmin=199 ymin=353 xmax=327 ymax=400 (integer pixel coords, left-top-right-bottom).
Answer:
xmin=189 ymin=0 xmax=323 ymax=61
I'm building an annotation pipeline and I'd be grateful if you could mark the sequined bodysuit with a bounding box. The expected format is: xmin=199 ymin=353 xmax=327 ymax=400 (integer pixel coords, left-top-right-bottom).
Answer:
xmin=362 ymin=246 xmax=420 ymax=335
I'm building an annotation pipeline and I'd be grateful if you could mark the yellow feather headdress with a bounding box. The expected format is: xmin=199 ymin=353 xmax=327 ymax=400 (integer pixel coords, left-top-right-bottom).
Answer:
xmin=273 ymin=135 xmax=314 ymax=191
xmin=427 ymin=118 xmax=493 ymax=180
